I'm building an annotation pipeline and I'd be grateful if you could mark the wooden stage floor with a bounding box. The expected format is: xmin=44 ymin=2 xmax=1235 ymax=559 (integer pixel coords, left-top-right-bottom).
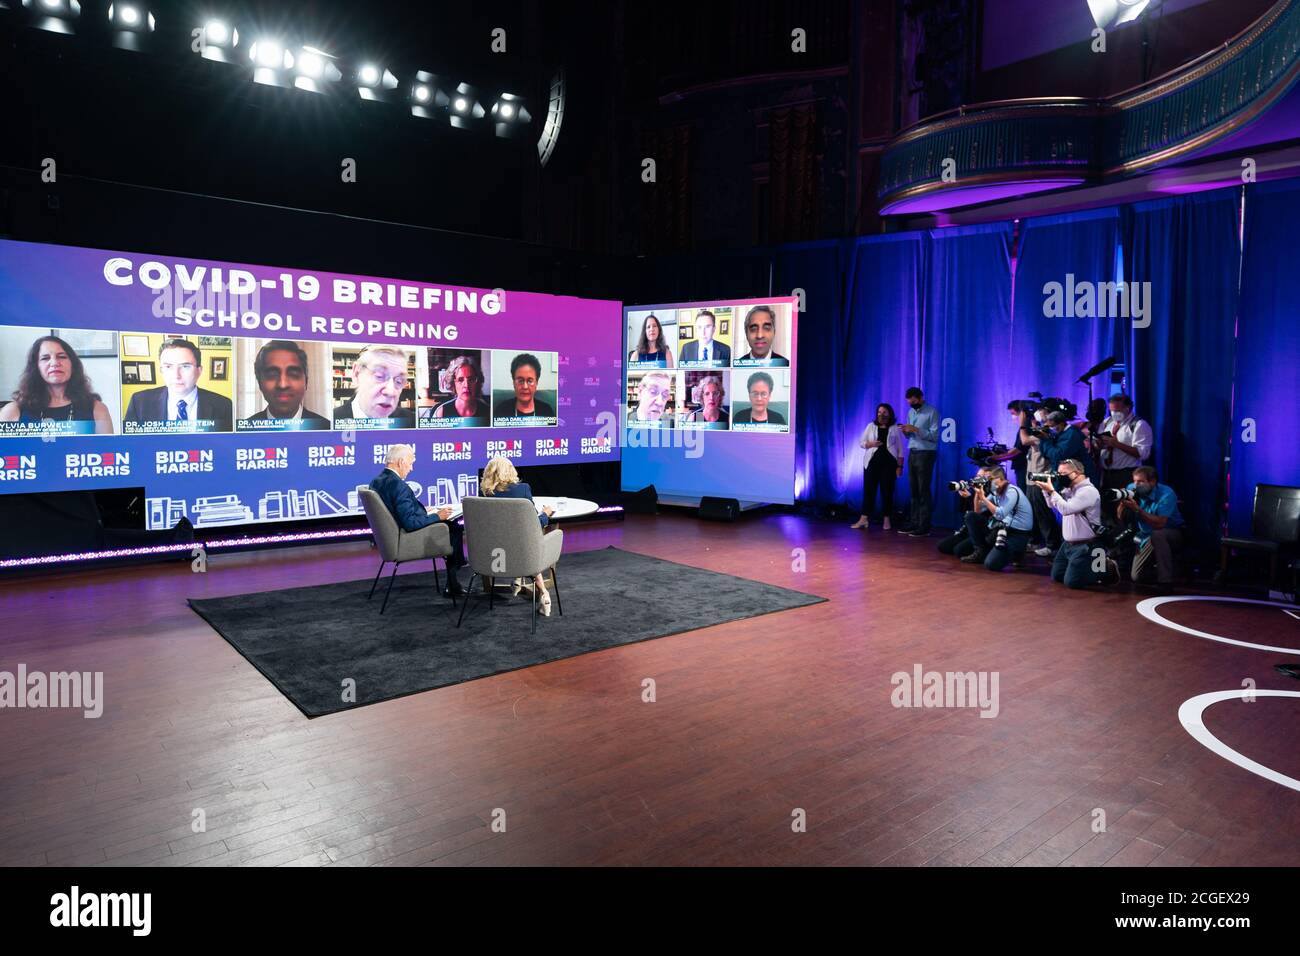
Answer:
xmin=1 ymin=512 xmax=1297 ymax=867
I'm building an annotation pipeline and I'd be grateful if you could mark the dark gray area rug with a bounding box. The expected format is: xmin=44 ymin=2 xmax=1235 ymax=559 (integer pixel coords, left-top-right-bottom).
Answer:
xmin=188 ymin=546 xmax=826 ymax=717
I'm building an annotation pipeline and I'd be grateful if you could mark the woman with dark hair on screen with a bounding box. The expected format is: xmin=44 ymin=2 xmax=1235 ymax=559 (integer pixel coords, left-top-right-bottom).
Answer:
xmin=480 ymin=456 xmax=558 ymax=615
xmin=852 ymin=402 xmax=904 ymax=530
xmin=0 ymin=335 xmax=114 ymax=433
xmin=627 ymin=313 xmax=674 ymax=367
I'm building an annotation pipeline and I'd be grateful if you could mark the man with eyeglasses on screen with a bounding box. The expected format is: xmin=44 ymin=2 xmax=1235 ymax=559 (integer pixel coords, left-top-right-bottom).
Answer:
xmin=334 ymin=345 xmax=416 ymax=428
xmin=631 ymin=371 xmax=673 ymax=425
xmin=123 ymin=338 xmax=233 ymax=431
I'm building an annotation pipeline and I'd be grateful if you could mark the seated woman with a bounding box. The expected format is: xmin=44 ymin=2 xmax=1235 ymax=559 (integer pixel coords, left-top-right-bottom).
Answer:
xmin=0 ymin=335 xmax=114 ymax=434
xmin=480 ymin=456 xmax=558 ymax=615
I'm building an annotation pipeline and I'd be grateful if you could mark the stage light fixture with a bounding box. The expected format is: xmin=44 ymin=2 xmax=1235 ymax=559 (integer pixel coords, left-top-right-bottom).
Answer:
xmin=356 ymin=62 xmax=398 ymax=101
xmin=107 ymin=3 xmax=154 ymax=51
xmin=21 ymin=0 xmax=80 ymax=34
xmin=195 ymin=17 xmax=239 ymax=63
xmin=449 ymin=82 xmax=485 ymax=129
xmin=293 ymin=45 xmax=341 ymax=93
xmin=491 ymin=93 xmax=531 ymax=139
xmin=537 ymin=68 xmax=565 ymax=167
xmin=1087 ymin=0 xmax=1157 ymax=30
xmin=249 ymin=37 xmax=294 ymax=87
xmin=409 ymin=70 xmax=449 ymax=119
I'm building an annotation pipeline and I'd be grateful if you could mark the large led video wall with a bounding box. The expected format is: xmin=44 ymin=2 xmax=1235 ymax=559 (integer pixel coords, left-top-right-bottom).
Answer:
xmin=620 ymin=296 xmax=798 ymax=504
xmin=0 ymin=240 xmax=621 ymax=529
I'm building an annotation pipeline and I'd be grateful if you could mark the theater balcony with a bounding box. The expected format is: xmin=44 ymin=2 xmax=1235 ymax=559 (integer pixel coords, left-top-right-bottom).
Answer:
xmin=879 ymin=0 xmax=1300 ymax=226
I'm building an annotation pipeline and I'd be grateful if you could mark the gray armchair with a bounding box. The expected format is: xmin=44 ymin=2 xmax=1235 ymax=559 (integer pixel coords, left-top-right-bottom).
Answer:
xmin=359 ymin=488 xmax=454 ymax=614
xmin=457 ymin=496 xmax=564 ymax=632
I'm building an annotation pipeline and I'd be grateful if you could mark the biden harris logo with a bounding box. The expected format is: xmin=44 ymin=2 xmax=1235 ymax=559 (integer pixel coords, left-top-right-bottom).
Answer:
xmin=581 ymin=436 xmax=612 ymax=456
xmin=309 ymin=445 xmax=356 ymax=467
xmin=1 ymin=454 xmax=37 ymax=481
xmin=236 ymin=448 xmax=289 ymax=470
xmin=535 ymin=437 xmax=568 ymax=458
xmin=155 ymin=450 xmax=214 ymax=474
xmin=486 ymin=439 xmax=522 ymax=460
xmin=66 ymin=452 xmax=131 ymax=478
xmin=432 ymin=441 xmax=472 ymax=462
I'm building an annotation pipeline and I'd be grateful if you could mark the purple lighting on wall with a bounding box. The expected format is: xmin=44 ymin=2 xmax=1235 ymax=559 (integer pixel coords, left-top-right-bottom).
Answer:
xmin=881 ymin=179 xmax=1088 ymax=215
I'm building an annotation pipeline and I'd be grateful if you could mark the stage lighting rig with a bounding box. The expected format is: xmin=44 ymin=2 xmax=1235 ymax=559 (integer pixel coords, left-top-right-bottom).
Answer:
xmin=195 ymin=17 xmax=239 ymax=63
xmin=294 ymin=45 xmax=342 ymax=94
xmin=449 ymin=82 xmax=485 ymax=129
xmin=490 ymin=93 xmax=531 ymax=139
xmin=249 ymin=36 xmax=294 ymax=87
xmin=410 ymin=70 xmax=449 ymax=119
xmin=1087 ymin=0 xmax=1159 ymax=30
xmin=107 ymin=3 xmax=154 ymax=52
xmin=356 ymin=62 xmax=399 ymax=102
xmin=21 ymin=0 xmax=80 ymax=34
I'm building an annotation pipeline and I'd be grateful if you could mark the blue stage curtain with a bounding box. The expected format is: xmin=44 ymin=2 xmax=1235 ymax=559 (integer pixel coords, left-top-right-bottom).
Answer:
xmin=1008 ymin=207 xmax=1127 ymax=450
xmin=1233 ymin=181 xmax=1300 ymax=535
xmin=921 ymin=223 xmax=1014 ymax=527
xmin=834 ymin=232 xmax=926 ymax=512
xmin=1124 ymin=189 xmax=1241 ymax=550
xmin=772 ymin=240 xmax=850 ymax=504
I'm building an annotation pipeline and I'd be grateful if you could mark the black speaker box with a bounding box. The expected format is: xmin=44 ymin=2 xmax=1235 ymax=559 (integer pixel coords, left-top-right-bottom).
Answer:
xmin=698 ymin=496 xmax=740 ymax=522
xmin=623 ymin=484 xmax=658 ymax=514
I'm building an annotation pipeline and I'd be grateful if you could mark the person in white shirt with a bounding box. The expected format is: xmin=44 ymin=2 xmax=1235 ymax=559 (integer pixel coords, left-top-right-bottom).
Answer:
xmin=1033 ymin=458 xmax=1119 ymax=589
xmin=852 ymin=402 xmax=905 ymax=530
xmin=1096 ymin=394 xmax=1153 ymax=502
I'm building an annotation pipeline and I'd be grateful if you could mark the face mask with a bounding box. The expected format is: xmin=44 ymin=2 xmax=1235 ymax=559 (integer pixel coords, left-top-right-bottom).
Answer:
xmin=1111 ymin=411 xmax=1127 ymax=424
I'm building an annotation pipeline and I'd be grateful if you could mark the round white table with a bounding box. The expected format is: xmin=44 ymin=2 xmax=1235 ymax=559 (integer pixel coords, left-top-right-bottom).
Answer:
xmin=531 ymin=496 xmax=599 ymax=520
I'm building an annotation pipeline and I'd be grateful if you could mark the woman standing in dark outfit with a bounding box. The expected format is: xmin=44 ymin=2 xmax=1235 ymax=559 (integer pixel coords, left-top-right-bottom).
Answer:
xmin=852 ymin=402 xmax=904 ymax=530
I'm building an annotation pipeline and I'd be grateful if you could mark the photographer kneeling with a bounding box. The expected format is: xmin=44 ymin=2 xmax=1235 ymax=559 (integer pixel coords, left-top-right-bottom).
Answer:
xmin=1115 ymin=465 xmax=1185 ymax=588
xmin=938 ymin=466 xmax=991 ymax=556
xmin=1034 ymin=459 xmax=1120 ymax=589
xmin=963 ymin=466 xmax=1034 ymax=571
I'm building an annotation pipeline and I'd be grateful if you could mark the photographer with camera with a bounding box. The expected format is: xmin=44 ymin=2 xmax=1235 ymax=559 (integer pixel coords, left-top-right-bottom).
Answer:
xmin=1038 ymin=411 xmax=1096 ymax=481
xmin=1033 ymin=459 xmax=1120 ymax=589
xmin=938 ymin=466 xmax=993 ymax=557
xmin=1013 ymin=405 xmax=1064 ymax=557
xmin=963 ymin=466 xmax=1035 ymax=571
xmin=1113 ymin=465 xmax=1185 ymax=588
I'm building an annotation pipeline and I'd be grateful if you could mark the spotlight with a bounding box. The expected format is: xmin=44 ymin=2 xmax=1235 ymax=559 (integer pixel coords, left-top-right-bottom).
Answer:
xmin=355 ymin=62 xmax=398 ymax=101
xmin=409 ymin=70 xmax=448 ymax=119
xmin=107 ymin=3 xmax=154 ymax=50
xmin=294 ymin=45 xmax=341 ymax=93
xmin=449 ymin=82 xmax=485 ymax=129
xmin=491 ymin=93 xmax=531 ymax=139
xmin=21 ymin=0 xmax=80 ymax=34
xmin=195 ymin=18 xmax=239 ymax=63
xmin=1087 ymin=0 xmax=1157 ymax=30
xmin=249 ymin=37 xmax=294 ymax=87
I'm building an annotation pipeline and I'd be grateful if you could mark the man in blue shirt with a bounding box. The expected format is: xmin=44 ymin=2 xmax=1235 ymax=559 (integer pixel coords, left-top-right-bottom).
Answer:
xmin=899 ymin=386 xmax=940 ymax=536
xmin=1117 ymin=465 xmax=1185 ymax=587
xmin=964 ymin=466 xmax=1034 ymax=571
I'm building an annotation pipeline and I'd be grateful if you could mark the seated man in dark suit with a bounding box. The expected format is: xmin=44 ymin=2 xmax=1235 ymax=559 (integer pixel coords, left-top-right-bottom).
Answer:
xmin=369 ymin=444 xmax=465 ymax=597
xmin=123 ymin=339 xmax=233 ymax=432
xmin=677 ymin=310 xmax=732 ymax=366
xmin=243 ymin=340 xmax=330 ymax=428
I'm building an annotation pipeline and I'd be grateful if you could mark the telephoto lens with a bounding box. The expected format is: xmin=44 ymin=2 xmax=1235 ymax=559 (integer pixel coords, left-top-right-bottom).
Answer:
xmin=1105 ymin=487 xmax=1138 ymax=502
xmin=948 ymin=480 xmax=972 ymax=492
xmin=1028 ymin=472 xmax=1055 ymax=483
